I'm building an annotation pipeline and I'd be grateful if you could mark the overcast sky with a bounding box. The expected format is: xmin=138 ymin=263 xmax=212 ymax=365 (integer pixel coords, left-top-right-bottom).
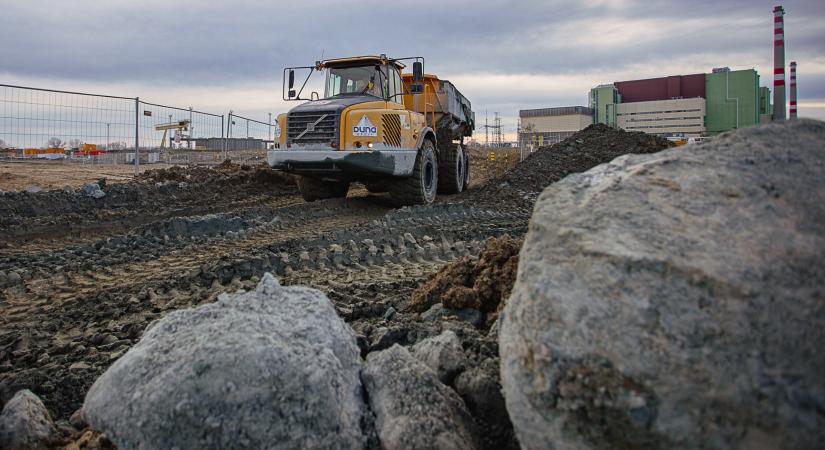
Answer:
xmin=1 ymin=0 xmax=823 ymax=140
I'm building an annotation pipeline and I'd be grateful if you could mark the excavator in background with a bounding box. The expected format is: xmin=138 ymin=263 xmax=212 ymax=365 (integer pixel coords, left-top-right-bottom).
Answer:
xmin=267 ymin=54 xmax=474 ymax=205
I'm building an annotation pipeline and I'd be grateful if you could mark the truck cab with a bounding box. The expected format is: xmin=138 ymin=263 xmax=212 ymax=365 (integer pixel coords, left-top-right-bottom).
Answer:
xmin=269 ymin=55 xmax=472 ymax=205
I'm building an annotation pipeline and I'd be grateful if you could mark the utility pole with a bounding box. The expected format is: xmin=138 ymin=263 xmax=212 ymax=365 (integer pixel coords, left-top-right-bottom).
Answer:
xmin=479 ymin=110 xmax=503 ymax=149
xmin=485 ymin=111 xmax=489 ymax=148
xmin=494 ymin=112 xmax=502 ymax=147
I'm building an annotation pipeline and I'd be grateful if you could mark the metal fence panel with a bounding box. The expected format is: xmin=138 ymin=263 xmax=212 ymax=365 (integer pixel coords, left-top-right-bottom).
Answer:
xmin=0 ymin=83 xmax=280 ymax=173
xmin=0 ymin=84 xmax=135 ymax=153
xmin=138 ymin=101 xmax=223 ymax=151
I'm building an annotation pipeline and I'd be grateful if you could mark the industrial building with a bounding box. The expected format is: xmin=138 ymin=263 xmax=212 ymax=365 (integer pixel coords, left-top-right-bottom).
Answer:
xmin=519 ymin=106 xmax=593 ymax=147
xmin=590 ymin=68 xmax=771 ymax=138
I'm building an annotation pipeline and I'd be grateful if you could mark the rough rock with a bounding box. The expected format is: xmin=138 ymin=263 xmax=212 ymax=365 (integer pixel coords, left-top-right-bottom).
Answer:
xmin=412 ymin=330 xmax=467 ymax=385
xmin=80 ymin=183 xmax=100 ymax=196
xmin=500 ymin=120 xmax=825 ymax=449
xmin=0 ymin=389 xmax=57 ymax=449
xmin=24 ymin=185 xmax=42 ymax=194
xmin=363 ymin=344 xmax=480 ymax=450
xmin=454 ymin=364 xmax=517 ymax=450
xmin=82 ymin=273 xmax=365 ymax=450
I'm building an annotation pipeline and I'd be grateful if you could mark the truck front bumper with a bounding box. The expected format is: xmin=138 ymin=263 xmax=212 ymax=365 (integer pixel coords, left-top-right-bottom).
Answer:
xmin=267 ymin=149 xmax=417 ymax=177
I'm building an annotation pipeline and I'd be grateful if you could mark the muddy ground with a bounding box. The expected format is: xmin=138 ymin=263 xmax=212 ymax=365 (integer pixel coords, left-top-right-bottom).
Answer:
xmin=0 ymin=160 xmax=161 ymax=192
xmin=0 ymin=126 xmax=673 ymax=449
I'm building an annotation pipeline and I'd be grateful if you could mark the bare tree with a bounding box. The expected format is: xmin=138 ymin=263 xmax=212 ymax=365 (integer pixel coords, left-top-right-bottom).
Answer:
xmin=0 ymin=139 xmax=6 ymax=149
xmin=67 ymin=139 xmax=84 ymax=149
xmin=47 ymin=137 xmax=64 ymax=148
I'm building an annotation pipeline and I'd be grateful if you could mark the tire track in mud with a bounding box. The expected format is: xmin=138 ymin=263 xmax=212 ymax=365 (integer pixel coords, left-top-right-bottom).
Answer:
xmin=0 ymin=191 xmax=530 ymax=420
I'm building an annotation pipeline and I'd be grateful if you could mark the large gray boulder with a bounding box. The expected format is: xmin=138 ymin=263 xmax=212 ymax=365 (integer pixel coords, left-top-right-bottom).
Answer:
xmin=411 ymin=330 xmax=467 ymax=385
xmin=0 ymin=389 xmax=57 ymax=449
xmin=500 ymin=120 xmax=825 ymax=449
xmin=363 ymin=344 xmax=479 ymax=450
xmin=82 ymin=273 xmax=365 ymax=450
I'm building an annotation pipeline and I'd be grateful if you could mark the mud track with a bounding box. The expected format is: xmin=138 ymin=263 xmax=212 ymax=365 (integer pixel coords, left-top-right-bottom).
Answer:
xmin=0 ymin=185 xmax=529 ymax=422
xmin=0 ymin=126 xmax=673 ymax=436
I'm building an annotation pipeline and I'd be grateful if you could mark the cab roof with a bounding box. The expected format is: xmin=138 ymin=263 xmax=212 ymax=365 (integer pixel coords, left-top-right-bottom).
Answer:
xmin=320 ymin=55 xmax=406 ymax=70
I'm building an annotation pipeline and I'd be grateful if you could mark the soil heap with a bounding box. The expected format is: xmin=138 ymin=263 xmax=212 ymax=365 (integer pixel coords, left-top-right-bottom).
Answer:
xmin=468 ymin=123 xmax=673 ymax=207
xmin=409 ymin=235 xmax=521 ymax=329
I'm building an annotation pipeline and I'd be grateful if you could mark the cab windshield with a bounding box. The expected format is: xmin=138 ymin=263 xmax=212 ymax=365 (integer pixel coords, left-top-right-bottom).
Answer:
xmin=325 ymin=66 xmax=383 ymax=99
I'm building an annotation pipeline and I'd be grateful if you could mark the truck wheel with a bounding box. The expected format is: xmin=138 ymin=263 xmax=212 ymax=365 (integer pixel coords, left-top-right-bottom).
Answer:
xmin=462 ymin=145 xmax=471 ymax=190
xmin=296 ymin=176 xmax=349 ymax=202
xmin=437 ymin=143 xmax=466 ymax=194
xmin=389 ymin=140 xmax=437 ymax=206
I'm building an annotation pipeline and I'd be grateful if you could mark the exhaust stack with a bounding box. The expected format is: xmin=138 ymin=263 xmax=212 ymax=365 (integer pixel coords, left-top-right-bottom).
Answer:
xmin=772 ymin=5 xmax=786 ymax=121
xmin=789 ymin=61 xmax=798 ymax=119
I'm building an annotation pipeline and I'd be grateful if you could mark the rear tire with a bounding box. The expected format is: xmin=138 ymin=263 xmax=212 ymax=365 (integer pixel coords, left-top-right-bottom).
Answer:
xmin=437 ymin=143 xmax=466 ymax=194
xmin=296 ymin=176 xmax=349 ymax=202
xmin=462 ymin=146 xmax=471 ymax=190
xmin=389 ymin=140 xmax=438 ymax=206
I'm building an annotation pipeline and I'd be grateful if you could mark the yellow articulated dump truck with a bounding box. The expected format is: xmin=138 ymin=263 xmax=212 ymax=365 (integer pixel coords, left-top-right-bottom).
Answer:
xmin=268 ymin=54 xmax=474 ymax=205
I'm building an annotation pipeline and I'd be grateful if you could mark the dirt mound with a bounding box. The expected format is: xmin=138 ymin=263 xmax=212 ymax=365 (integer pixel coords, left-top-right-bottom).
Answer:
xmin=467 ymin=124 xmax=673 ymax=206
xmin=409 ymin=235 xmax=522 ymax=327
xmin=0 ymin=162 xmax=297 ymax=248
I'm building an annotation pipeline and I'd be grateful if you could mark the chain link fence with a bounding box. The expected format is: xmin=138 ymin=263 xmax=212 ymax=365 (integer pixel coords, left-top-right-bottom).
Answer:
xmin=0 ymin=83 xmax=277 ymax=173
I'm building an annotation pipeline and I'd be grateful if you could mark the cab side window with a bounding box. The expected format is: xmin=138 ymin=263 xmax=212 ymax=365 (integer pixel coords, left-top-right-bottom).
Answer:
xmin=388 ymin=67 xmax=403 ymax=104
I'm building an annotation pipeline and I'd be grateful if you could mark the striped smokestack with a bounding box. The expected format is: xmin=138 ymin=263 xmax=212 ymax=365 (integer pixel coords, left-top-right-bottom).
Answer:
xmin=790 ymin=61 xmax=798 ymax=119
xmin=773 ymin=5 xmax=786 ymax=121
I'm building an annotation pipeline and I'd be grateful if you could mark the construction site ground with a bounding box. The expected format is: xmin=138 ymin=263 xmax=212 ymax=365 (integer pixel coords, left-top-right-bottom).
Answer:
xmin=0 ymin=127 xmax=673 ymax=434
xmin=0 ymin=161 xmax=162 ymax=192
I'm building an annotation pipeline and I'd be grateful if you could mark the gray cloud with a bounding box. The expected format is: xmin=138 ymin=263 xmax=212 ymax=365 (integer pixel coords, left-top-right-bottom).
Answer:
xmin=1 ymin=0 xmax=823 ymax=130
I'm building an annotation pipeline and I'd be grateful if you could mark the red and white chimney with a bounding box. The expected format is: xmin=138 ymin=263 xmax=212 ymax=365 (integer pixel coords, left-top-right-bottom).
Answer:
xmin=789 ymin=61 xmax=798 ymax=119
xmin=772 ymin=5 xmax=786 ymax=121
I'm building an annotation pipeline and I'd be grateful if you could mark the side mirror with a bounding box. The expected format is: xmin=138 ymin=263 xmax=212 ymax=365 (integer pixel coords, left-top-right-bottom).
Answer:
xmin=288 ymin=89 xmax=296 ymax=98
xmin=288 ymin=70 xmax=295 ymax=89
xmin=412 ymin=62 xmax=423 ymax=82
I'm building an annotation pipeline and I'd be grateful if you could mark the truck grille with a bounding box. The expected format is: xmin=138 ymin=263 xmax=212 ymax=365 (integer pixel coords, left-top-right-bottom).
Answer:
xmin=287 ymin=110 xmax=338 ymax=146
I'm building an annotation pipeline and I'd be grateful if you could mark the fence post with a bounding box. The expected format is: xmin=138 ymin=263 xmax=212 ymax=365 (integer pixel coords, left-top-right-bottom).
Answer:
xmin=188 ymin=106 xmax=193 ymax=149
xmin=221 ymin=114 xmax=226 ymax=161
xmin=228 ymin=111 xmax=233 ymax=161
xmin=134 ymin=97 xmax=140 ymax=176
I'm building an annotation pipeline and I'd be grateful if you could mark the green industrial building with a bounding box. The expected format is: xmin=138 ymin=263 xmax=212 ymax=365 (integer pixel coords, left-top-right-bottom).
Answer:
xmin=590 ymin=68 xmax=773 ymax=137
xmin=705 ymin=69 xmax=762 ymax=134
xmin=590 ymin=84 xmax=621 ymax=127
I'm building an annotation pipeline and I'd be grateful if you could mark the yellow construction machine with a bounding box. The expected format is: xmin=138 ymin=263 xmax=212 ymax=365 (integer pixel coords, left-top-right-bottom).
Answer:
xmin=267 ymin=55 xmax=474 ymax=205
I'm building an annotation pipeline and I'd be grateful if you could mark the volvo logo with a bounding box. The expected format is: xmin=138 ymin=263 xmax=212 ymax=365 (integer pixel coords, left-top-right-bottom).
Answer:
xmin=294 ymin=114 xmax=328 ymax=140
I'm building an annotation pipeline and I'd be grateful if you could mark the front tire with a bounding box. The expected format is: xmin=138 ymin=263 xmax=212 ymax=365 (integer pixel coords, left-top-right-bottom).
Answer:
xmin=296 ymin=176 xmax=349 ymax=202
xmin=389 ymin=139 xmax=438 ymax=206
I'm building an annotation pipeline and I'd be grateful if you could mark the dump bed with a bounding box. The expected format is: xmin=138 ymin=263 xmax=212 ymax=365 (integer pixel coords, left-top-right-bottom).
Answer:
xmin=402 ymin=74 xmax=475 ymax=134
